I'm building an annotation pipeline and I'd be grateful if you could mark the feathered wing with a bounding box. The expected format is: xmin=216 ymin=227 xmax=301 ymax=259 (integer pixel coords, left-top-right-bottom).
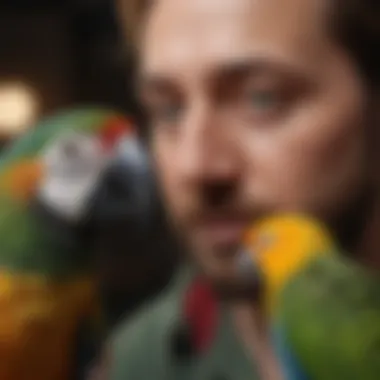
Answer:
xmin=279 ymin=254 xmax=380 ymax=380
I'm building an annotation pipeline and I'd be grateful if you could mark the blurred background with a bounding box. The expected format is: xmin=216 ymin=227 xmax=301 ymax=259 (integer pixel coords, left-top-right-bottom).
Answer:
xmin=0 ymin=0 xmax=139 ymax=147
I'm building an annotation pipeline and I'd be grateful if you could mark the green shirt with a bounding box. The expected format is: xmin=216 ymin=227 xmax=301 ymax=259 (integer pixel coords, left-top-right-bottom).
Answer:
xmin=108 ymin=270 xmax=258 ymax=380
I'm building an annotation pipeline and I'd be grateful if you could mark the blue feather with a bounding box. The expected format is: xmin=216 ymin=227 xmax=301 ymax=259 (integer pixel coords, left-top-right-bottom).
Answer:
xmin=271 ymin=324 xmax=310 ymax=380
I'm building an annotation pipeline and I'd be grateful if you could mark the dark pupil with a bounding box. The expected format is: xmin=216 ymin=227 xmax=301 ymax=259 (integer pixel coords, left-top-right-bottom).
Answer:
xmin=252 ymin=92 xmax=274 ymax=108
xmin=163 ymin=105 xmax=180 ymax=120
xmin=63 ymin=141 xmax=79 ymax=157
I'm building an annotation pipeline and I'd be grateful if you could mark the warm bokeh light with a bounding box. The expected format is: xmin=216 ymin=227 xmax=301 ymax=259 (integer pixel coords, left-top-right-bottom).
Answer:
xmin=0 ymin=82 xmax=39 ymax=136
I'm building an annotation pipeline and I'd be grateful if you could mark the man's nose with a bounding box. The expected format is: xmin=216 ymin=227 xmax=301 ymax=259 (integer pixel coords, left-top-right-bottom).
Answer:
xmin=176 ymin=104 xmax=240 ymax=184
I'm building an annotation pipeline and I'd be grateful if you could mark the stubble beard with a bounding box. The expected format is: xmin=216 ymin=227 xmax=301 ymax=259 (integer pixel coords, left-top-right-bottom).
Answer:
xmin=189 ymin=242 xmax=263 ymax=303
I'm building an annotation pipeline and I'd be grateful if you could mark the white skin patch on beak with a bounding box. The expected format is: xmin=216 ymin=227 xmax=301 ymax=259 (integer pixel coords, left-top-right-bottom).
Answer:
xmin=38 ymin=130 xmax=111 ymax=222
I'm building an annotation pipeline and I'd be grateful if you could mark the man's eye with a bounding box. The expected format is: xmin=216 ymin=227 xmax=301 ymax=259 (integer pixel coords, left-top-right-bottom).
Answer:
xmin=150 ymin=103 xmax=182 ymax=124
xmin=248 ymin=90 xmax=279 ymax=111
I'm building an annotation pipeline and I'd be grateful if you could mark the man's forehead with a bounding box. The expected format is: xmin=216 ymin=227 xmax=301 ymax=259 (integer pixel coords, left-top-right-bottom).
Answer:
xmin=141 ymin=0 xmax=329 ymax=79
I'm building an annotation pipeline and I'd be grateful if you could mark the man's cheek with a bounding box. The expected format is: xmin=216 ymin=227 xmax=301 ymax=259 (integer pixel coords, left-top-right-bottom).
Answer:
xmin=245 ymin=150 xmax=315 ymax=208
xmin=156 ymin=171 xmax=188 ymax=226
xmin=152 ymin=153 xmax=174 ymax=200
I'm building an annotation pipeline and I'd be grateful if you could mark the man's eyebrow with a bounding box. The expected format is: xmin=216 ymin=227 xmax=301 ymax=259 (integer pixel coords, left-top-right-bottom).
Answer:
xmin=137 ymin=57 xmax=310 ymax=95
xmin=137 ymin=73 xmax=176 ymax=96
xmin=214 ymin=57 xmax=309 ymax=82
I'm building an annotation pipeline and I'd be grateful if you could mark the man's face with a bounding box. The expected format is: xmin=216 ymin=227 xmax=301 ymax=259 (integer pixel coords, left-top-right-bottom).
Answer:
xmin=139 ymin=0 xmax=371 ymax=284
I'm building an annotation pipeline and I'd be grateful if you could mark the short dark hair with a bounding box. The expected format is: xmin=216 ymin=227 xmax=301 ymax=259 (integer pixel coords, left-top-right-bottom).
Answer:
xmin=331 ymin=0 xmax=379 ymax=88
xmin=118 ymin=0 xmax=379 ymax=87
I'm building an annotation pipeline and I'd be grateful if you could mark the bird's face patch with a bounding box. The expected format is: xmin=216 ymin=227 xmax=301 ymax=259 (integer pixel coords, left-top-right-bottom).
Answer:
xmin=42 ymin=131 xmax=109 ymax=180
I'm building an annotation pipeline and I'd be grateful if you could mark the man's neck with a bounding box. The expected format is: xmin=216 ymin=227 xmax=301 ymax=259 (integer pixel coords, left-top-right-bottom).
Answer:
xmin=230 ymin=303 xmax=284 ymax=380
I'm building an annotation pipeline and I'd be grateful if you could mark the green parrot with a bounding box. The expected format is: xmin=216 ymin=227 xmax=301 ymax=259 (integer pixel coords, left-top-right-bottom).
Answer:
xmin=239 ymin=214 xmax=380 ymax=380
xmin=0 ymin=108 xmax=152 ymax=380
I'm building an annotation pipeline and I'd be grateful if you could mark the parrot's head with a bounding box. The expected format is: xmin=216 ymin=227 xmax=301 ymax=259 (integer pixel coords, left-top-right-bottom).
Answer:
xmin=37 ymin=113 xmax=153 ymax=225
xmin=0 ymin=108 xmax=155 ymax=257
xmin=0 ymin=109 xmax=132 ymax=198
xmin=238 ymin=214 xmax=336 ymax=314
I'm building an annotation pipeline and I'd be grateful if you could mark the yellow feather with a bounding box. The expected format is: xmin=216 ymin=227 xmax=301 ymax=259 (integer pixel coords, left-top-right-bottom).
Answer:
xmin=244 ymin=214 xmax=335 ymax=313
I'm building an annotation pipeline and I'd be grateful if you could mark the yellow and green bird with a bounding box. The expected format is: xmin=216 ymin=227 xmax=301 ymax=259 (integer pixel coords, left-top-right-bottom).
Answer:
xmin=240 ymin=214 xmax=380 ymax=380
xmin=0 ymin=107 xmax=152 ymax=380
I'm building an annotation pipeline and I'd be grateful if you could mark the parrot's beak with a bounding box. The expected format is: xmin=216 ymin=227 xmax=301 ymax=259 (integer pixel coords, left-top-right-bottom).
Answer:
xmin=90 ymin=137 xmax=155 ymax=229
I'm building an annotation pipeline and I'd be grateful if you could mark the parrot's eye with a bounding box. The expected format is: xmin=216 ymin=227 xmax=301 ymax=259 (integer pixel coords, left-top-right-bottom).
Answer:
xmin=42 ymin=132 xmax=103 ymax=178
xmin=62 ymin=140 xmax=80 ymax=158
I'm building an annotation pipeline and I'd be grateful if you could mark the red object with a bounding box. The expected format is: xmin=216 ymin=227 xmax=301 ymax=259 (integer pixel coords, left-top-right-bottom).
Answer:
xmin=183 ymin=277 xmax=219 ymax=353
xmin=100 ymin=117 xmax=133 ymax=151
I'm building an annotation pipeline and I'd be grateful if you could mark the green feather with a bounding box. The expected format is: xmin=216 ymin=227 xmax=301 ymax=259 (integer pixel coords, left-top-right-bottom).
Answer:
xmin=279 ymin=254 xmax=380 ymax=380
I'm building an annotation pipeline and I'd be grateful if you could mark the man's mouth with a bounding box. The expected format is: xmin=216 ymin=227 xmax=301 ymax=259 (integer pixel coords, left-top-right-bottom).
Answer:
xmin=194 ymin=215 xmax=251 ymax=249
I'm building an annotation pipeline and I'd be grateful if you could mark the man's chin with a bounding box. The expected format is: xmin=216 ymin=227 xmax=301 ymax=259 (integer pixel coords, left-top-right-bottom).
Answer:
xmin=191 ymin=242 xmax=261 ymax=300
xmin=212 ymin=278 xmax=261 ymax=302
xmin=201 ymin=266 xmax=261 ymax=302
